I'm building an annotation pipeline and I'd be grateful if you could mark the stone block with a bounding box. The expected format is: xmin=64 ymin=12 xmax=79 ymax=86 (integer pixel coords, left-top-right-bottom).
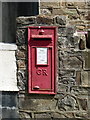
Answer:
xmin=76 ymin=71 xmax=81 ymax=85
xmin=58 ymin=95 xmax=79 ymax=111
xmin=19 ymin=112 xmax=31 ymax=118
xmin=73 ymin=36 xmax=80 ymax=49
xmin=18 ymin=45 xmax=27 ymax=51
xmin=36 ymin=15 xmax=53 ymax=25
xmin=17 ymin=60 xmax=26 ymax=69
xmin=59 ymin=70 xmax=75 ymax=77
xmin=83 ymin=51 xmax=90 ymax=70
xmin=66 ymin=26 xmax=76 ymax=36
xmin=58 ymin=37 xmax=68 ymax=48
xmin=75 ymin=112 xmax=88 ymax=119
xmin=76 ymin=25 xmax=85 ymax=30
xmin=40 ymin=2 xmax=59 ymax=8
xmin=18 ymin=95 xmax=57 ymax=111
xmin=55 ymin=15 xmax=67 ymax=25
xmin=67 ymin=36 xmax=77 ymax=48
xmin=59 ymin=77 xmax=75 ymax=86
xmin=16 ymin=29 xmax=27 ymax=45
xmin=81 ymin=71 xmax=90 ymax=86
xmin=40 ymin=9 xmax=52 ymax=15
xmin=16 ymin=50 xmax=26 ymax=59
xmin=16 ymin=16 xmax=36 ymax=25
xmin=66 ymin=11 xmax=79 ymax=20
xmin=17 ymin=70 xmax=27 ymax=90
xmin=52 ymin=8 xmax=66 ymax=15
xmin=78 ymin=98 xmax=87 ymax=110
xmin=61 ymin=57 xmax=82 ymax=69
xmin=58 ymin=27 xmax=67 ymax=37
xmin=79 ymin=39 xmax=86 ymax=50
xmin=58 ymin=84 xmax=68 ymax=92
xmin=74 ymin=2 xmax=87 ymax=9
xmin=85 ymin=12 xmax=90 ymax=20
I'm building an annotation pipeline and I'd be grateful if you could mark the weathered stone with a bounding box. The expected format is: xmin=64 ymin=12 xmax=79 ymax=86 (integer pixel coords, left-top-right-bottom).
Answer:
xmin=81 ymin=71 xmax=90 ymax=86
xmin=59 ymin=77 xmax=75 ymax=86
xmin=16 ymin=16 xmax=36 ymax=25
xmin=40 ymin=2 xmax=59 ymax=8
xmin=59 ymin=49 xmax=82 ymax=58
xmin=71 ymin=86 xmax=89 ymax=98
xmin=58 ymin=95 xmax=78 ymax=111
xmin=76 ymin=25 xmax=85 ymax=30
xmin=19 ymin=112 xmax=31 ymax=118
xmin=18 ymin=95 xmax=57 ymax=111
xmin=58 ymin=37 xmax=68 ymax=48
xmin=58 ymin=83 xmax=68 ymax=92
xmin=17 ymin=60 xmax=26 ymax=68
xmin=58 ymin=27 xmax=67 ymax=37
xmin=85 ymin=13 xmax=90 ymax=20
xmin=36 ymin=15 xmax=53 ymax=24
xmin=79 ymin=39 xmax=86 ymax=50
xmin=76 ymin=71 xmax=81 ymax=85
xmin=73 ymin=36 xmax=80 ymax=49
xmin=86 ymin=30 xmax=90 ymax=49
xmin=17 ymin=70 xmax=27 ymax=90
xmin=16 ymin=29 xmax=27 ymax=45
xmin=83 ymin=51 xmax=90 ymax=70
xmin=16 ymin=50 xmax=26 ymax=59
xmin=40 ymin=9 xmax=51 ymax=15
xmin=78 ymin=98 xmax=87 ymax=110
xmin=18 ymin=45 xmax=27 ymax=51
xmin=61 ymin=57 xmax=82 ymax=69
xmin=52 ymin=8 xmax=66 ymax=15
xmin=66 ymin=26 xmax=76 ymax=36
xmin=55 ymin=15 xmax=67 ymax=25
xmin=68 ymin=12 xmax=79 ymax=20
xmin=66 ymin=2 xmax=75 ymax=7
xmin=75 ymin=112 xmax=88 ymax=119
xmin=18 ymin=70 xmax=26 ymax=81
xmin=59 ymin=70 xmax=75 ymax=77
xmin=67 ymin=36 xmax=76 ymax=48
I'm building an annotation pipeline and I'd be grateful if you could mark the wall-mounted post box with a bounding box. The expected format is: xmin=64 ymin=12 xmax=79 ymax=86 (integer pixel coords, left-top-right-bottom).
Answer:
xmin=28 ymin=26 xmax=57 ymax=94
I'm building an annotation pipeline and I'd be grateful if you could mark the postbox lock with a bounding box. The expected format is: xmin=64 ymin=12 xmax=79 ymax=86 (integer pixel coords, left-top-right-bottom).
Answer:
xmin=39 ymin=30 xmax=44 ymax=35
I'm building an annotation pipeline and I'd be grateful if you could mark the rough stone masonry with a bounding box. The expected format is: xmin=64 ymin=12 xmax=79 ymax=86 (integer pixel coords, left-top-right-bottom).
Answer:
xmin=16 ymin=1 xmax=90 ymax=119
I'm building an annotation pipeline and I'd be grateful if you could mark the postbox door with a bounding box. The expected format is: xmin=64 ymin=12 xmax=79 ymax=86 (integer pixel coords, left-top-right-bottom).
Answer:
xmin=31 ymin=47 xmax=53 ymax=91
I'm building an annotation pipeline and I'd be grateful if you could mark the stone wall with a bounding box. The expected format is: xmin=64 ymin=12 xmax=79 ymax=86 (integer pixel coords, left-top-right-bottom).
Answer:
xmin=40 ymin=1 xmax=90 ymax=31
xmin=16 ymin=1 xmax=90 ymax=119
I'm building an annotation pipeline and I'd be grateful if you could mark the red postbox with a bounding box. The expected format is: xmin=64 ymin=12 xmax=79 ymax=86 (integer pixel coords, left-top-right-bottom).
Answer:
xmin=28 ymin=26 xmax=57 ymax=94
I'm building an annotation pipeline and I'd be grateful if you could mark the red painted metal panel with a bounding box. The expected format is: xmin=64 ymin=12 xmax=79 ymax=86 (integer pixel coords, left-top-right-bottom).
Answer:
xmin=28 ymin=26 xmax=57 ymax=94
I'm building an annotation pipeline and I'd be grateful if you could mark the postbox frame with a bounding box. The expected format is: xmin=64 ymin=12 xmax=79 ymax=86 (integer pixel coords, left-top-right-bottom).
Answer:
xmin=28 ymin=26 xmax=57 ymax=94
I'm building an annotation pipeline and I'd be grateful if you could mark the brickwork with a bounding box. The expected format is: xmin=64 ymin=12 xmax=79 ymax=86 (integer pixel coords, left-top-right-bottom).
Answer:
xmin=16 ymin=1 xmax=90 ymax=119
